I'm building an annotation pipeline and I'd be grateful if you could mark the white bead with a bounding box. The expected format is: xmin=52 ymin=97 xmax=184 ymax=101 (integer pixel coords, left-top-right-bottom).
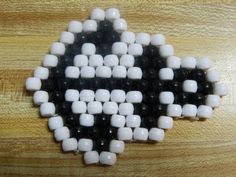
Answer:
xmin=71 ymin=101 xmax=87 ymax=114
xmin=159 ymin=68 xmax=174 ymax=80
xmin=126 ymin=91 xmax=142 ymax=103
xmin=48 ymin=116 xmax=63 ymax=131
xmin=84 ymin=151 xmax=99 ymax=164
xmin=206 ymin=69 xmax=220 ymax=83
xmin=81 ymin=43 xmax=96 ymax=56
xmin=83 ymin=20 xmax=97 ymax=32
xmin=167 ymin=104 xmax=182 ymax=117
xmin=197 ymin=105 xmax=213 ymax=119
xmin=133 ymin=127 xmax=148 ymax=141
xmin=166 ymin=56 xmax=181 ymax=69
xmin=43 ymin=54 xmax=58 ymax=68
xmin=80 ymin=90 xmax=95 ymax=102
xmin=197 ymin=57 xmax=211 ymax=70
xmin=121 ymin=31 xmax=135 ymax=44
xmin=40 ymin=102 xmax=55 ymax=117
xmin=104 ymin=54 xmax=119 ymax=67
xmin=127 ymin=67 xmax=142 ymax=79
xmin=111 ymin=115 xmax=126 ymax=128
xmin=206 ymin=95 xmax=221 ymax=108
xmin=50 ymin=42 xmax=65 ymax=56
xmin=159 ymin=92 xmax=174 ymax=104
xmin=65 ymin=66 xmax=80 ymax=78
xmin=33 ymin=90 xmax=49 ymax=105
xmin=182 ymin=104 xmax=197 ymax=117
xmin=65 ymin=89 xmax=79 ymax=102
xmin=181 ymin=57 xmax=197 ymax=69
xmin=85 ymin=150 xmax=98 ymax=164
xmin=80 ymin=114 xmax=94 ymax=127
xmin=99 ymin=151 xmax=117 ymax=165
xmin=109 ymin=140 xmax=125 ymax=154
xmin=62 ymin=138 xmax=78 ymax=152
xmin=34 ymin=66 xmax=49 ymax=80
xmin=113 ymin=18 xmax=127 ymax=33
xmin=110 ymin=89 xmax=126 ymax=103
xmin=159 ymin=44 xmax=174 ymax=58
xmin=128 ymin=43 xmax=143 ymax=56
xmin=112 ymin=42 xmax=128 ymax=55
xmin=89 ymin=55 xmax=103 ymax=67
xmin=135 ymin=33 xmax=150 ymax=46
xmin=148 ymin=128 xmax=165 ymax=141
xmin=120 ymin=54 xmax=134 ymax=67
xmin=25 ymin=77 xmax=41 ymax=91
xmin=182 ymin=80 xmax=198 ymax=93
xmin=117 ymin=127 xmax=133 ymax=140
xmin=74 ymin=55 xmax=88 ymax=67
xmin=87 ymin=101 xmax=103 ymax=114
xmin=80 ymin=66 xmax=95 ymax=78
xmin=78 ymin=138 xmax=93 ymax=152
xmin=158 ymin=116 xmax=173 ymax=129
xmin=112 ymin=66 xmax=127 ymax=78
xmin=54 ymin=126 xmax=70 ymax=142
xmin=118 ymin=103 xmax=134 ymax=115
xmin=96 ymin=66 xmax=112 ymax=78
xmin=126 ymin=115 xmax=141 ymax=128
xmin=60 ymin=31 xmax=74 ymax=44
xmin=95 ymin=89 xmax=110 ymax=102
xmin=214 ymin=83 xmax=228 ymax=96
xmin=105 ymin=8 xmax=120 ymax=21
xmin=68 ymin=20 xmax=82 ymax=33
xmin=91 ymin=8 xmax=105 ymax=21
xmin=103 ymin=102 xmax=118 ymax=114
xmin=150 ymin=34 xmax=165 ymax=46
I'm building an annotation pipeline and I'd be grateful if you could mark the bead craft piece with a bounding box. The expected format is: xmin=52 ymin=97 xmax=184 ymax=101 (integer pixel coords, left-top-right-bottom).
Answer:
xmin=25 ymin=7 xmax=228 ymax=166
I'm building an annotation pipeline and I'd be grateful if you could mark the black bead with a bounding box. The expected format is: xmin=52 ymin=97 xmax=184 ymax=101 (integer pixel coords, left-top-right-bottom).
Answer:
xmin=151 ymin=80 xmax=165 ymax=92
xmin=94 ymin=114 xmax=110 ymax=126
xmin=94 ymin=139 xmax=109 ymax=153
xmin=65 ymin=45 xmax=81 ymax=57
xmin=64 ymin=114 xmax=80 ymax=128
xmin=75 ymin=32 xmax=88 ymax=46
xmin=98 ymin=20 xmax=113 ymax=32
xmin=122 ymin=79 xmax=134 ymax=91
xmin=151 ymin=104 xmax=167 ymax=116
xmin=141 ymin=116 xmax=157 ymax=129
xmin=137 ymin=80 xmax=149 ymax=92
xmin=154 ymin=59 xmax=166 ymax=69
xmin=190 ymin=69 xmax=206 ymax=81
xmin=41 ymin=79 xmax=55 ymax=91
xmin=104 ymin=31 xmax=120 ymax=44
xmin=146 ymin=68 xmax=158 ymax=80
xmin=50 ymin=67 xmax=64 ymax=78
xmin=134 ymin=104 xmax=149 ymax=116
xmin=50 ymin=91 xmax=64 ymax=103
xmin=189 ymin=93 xmax=205 ymax=106
xmin=57 ymin=102 xmax=72 ymax=115
xmin=56 ymin=78 xmax=71 ymax=91
xmin=143 ymin=45 xmax=159 ymax=57
xmin=174 ymin=93 xmax=189 ymax=105
xmin=101 ymin=127 xmax=117 ymax=140
xmin=174 ymin=69 xmax=190 ymax=81
xmin=169 ymin=81 xmax=182 ymax=93
xmin=96 ymin=43 xmax=111 ymax=56
xmin=146 ymin=92 xmax=158 ymax=104
xmin=92 ymin=32 xmax=104 ymax=44
xmin=198 ymin=82 xmax=213 ymax=94
xmin=136 ymin=56 xmax=149 ymax=68
xmin=88 ymin=126 xmax=101 ymax=139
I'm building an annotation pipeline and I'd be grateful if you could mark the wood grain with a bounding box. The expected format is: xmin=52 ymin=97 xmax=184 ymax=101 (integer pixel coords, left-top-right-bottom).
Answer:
xmin=0 ymin=0 xmax=236 ymax=176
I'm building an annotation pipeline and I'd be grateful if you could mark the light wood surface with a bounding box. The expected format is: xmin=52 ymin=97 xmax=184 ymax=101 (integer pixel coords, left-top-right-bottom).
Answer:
xmin=0 ymin=0 xmax=236 ymax=176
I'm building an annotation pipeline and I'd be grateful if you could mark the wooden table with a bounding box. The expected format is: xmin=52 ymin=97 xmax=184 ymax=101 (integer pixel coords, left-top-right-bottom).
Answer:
xmin=0 ymin=0 xmax=236 ymax=176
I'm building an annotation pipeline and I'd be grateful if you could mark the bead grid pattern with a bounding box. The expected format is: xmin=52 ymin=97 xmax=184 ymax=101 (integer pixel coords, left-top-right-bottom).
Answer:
xmin=25 ymin=7 xmax=228 ymax=166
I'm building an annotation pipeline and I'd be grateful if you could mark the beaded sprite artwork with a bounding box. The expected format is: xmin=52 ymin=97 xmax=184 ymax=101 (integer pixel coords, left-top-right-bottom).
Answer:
xmin=25 ymin=8 xmax=228 ymax=165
